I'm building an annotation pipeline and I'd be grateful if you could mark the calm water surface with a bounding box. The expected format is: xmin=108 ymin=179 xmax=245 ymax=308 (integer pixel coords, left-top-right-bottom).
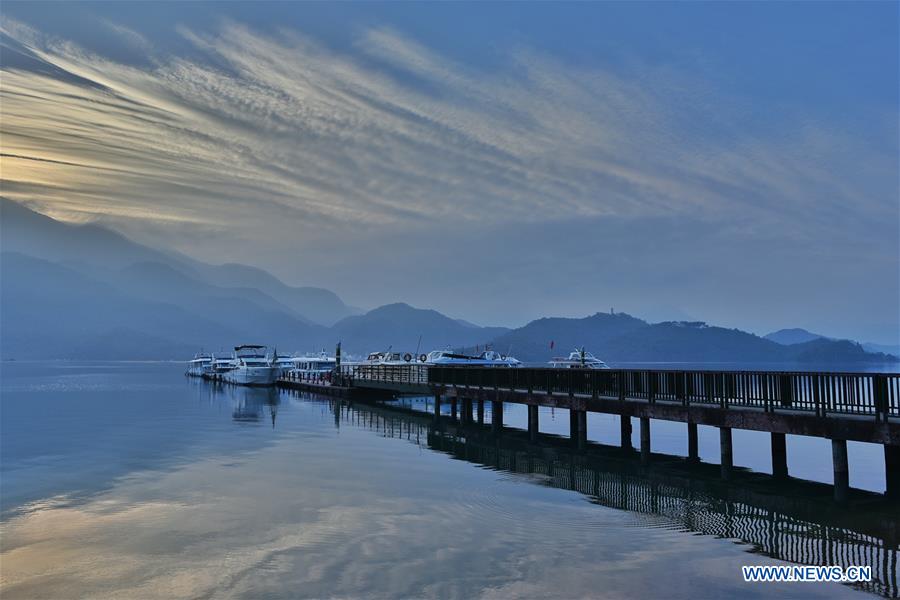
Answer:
xmin=1 ymin=362 xmax=897 ymax=598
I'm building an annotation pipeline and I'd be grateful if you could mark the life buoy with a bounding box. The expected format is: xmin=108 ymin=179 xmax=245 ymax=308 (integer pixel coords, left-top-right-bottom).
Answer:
xmin=419 ymin=354 xmax=427 ymax=363
xmin=501 ymin=355 xmax=507 ymax=360
xmin=403 ymin=353 xmax=412 ymax=362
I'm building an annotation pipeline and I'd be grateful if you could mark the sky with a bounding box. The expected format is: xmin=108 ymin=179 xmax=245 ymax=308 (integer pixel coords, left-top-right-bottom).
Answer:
xmin=1 ymin=2 xmax=898 ymax=343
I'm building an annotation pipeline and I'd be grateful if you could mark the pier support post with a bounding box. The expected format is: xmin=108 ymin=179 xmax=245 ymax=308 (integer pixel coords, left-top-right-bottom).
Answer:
xmin=771 ymin=432 xmax=788 ymax=479
xmin=570 ymin=410 xmax=587 ymax=449
xmin=450 ymin=398 xmax=457 ymax=421
xmin=832 ymin=439 xmax=849 ymax=503
xmin=576 ymin=410 xmax=587 ymax=450
xmin=492 ymin=401 xmax=503 ymax=432
xmin=528 ymin=405 xmax=539 ymax=442
xmin=720 ymin=427 xmax=733 ymax=480
xmin=886 ymin=445 xmax=900 ymax=499
xmin=477 ymin=399 xmax=485 ymax=425
xmin=433 ymin=394 xmax=441 ymax=422
xmin=687 ymin=422 xmax=699 ymax=462
xmin=462 ymin=398 xmax=473 ymax=424
xmin=640 ymin=417 xmax=650 ymax=465
xmin=621 ymin=415 xmax=633 ymax=451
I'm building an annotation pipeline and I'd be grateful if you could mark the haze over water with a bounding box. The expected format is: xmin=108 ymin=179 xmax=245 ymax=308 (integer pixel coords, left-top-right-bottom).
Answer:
xmin=2 ymin=362 xmax=897 ymax=598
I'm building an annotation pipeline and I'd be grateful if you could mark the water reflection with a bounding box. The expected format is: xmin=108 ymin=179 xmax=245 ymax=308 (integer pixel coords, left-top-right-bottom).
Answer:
xmin=227 ymin=385 xmax=279 ymax=427
xmin=3 ymin=363 xmax=898 ymax=599
xmin=297 ymin=391 xmax=900 ymax=598
xmin=187 ymin=378 xmax=281 ymax=426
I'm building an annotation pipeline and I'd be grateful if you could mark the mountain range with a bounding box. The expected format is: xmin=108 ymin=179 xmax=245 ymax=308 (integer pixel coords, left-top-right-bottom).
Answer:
xmin=764 ymin=328 xmax=900 ymax=358
xmin=477 ymin=315 xmax=895 ymax=363
xmin=1 ymin=199 xmax=896 ymax=365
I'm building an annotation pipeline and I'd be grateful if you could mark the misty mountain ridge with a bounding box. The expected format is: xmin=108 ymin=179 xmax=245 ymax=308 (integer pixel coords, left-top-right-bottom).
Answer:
xmin=765 ymin=328 xmax=826 ymax=345
xmin=331 ymin=303 xmax=510 ymax=354
xmin=0 ymin=198 xmax=354 ymax=326
xmin=1 ymin=200 xmax=895 ymax=365
xmin=765 ymin=328 xmax=899 ymax=359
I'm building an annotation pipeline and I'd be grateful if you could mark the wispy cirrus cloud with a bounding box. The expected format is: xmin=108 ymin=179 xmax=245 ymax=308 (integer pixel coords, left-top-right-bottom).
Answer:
xmin=2 ymin=18 xmax=894 ymax=234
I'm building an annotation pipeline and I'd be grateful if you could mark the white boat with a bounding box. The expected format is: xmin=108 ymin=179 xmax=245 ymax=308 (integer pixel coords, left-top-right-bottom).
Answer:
xmin=186 ymin=352 xmax=212 ymax=377
xmin=283 ymin=351 xmax=337 ymax=382
xmin=362 ymin=350 xmax=418 ymax=365
xmin=425 ymin=348 xmax=521 ymax=367
xmin=221 ymin=345 xmax=279 ymax=387
xmin=549 ymin=348 xmax=610 ymax=369
xmin=273 ymin=354 xmax=298 ymax=378
xmin=208 ymin=353 xmax=237 ymax=380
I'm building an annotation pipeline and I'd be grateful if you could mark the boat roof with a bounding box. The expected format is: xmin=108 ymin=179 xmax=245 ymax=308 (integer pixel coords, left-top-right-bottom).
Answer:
xmin=235 ymin=344 xmax=267 ymax=351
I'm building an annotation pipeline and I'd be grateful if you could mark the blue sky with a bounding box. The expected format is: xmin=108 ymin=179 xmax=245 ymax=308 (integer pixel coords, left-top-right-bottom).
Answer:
xmin=1 ymin=1 xmax=898 ymax=342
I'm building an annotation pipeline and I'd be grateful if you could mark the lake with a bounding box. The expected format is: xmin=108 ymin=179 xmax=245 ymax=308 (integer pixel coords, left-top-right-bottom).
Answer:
xmin=1 ymin=362 xmax=897 ymax=598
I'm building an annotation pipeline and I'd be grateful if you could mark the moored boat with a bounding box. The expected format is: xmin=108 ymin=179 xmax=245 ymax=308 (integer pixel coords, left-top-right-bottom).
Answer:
xmin=186 ymin=352 xmax=212 ymax=377
xmin=283 ymin=351 xmax=337 ymax=382
xmin=362 ymin=350 xmax=419 ymax=365
xmin=549 ymin=348 xmax=610 ymax=369
xmin=425 ymin=348 xmax=521 ymax=367
xmin=221 ymin=344 xmax=279 ymax=387
xmin=208 ymin=353 xmax=236 ymax=380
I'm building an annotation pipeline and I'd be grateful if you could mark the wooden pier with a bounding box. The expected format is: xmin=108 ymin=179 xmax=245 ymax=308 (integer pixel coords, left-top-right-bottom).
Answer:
xmin=332 ymin=364 xmax=900 ymax=502
xmin=278 ymin=371 xmax=356 ymax=398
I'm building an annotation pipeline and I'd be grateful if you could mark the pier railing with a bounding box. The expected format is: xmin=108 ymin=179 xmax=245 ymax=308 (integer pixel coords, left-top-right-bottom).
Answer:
xmin=430 ymin=367 xmax=900 ymax=421
xmin=342 ymin=365 xmax=899 ymax=421
xmin=337 ymin=364 xmax=430 ymax=387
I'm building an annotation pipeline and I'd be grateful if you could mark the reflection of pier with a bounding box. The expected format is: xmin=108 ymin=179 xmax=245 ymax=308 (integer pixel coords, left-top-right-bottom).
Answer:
xmin=333 ymin=365 xmax=900 ymax=502
xmin=286 ymin=389 xmax=900 ymax=598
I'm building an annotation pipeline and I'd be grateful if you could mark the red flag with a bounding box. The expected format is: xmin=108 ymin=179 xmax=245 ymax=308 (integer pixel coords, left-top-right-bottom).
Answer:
xmin=550 ymin=340 xmax=555 ymax=350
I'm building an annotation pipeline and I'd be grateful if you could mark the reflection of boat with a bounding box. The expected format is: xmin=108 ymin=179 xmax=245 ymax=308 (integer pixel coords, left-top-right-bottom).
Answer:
xmin=221 ymin=345 xmax=279 ymax=387
xmin=549 ymin=348 xmax=609 ymax=369
xmin=425 ymin=349 xmax=521 ymax=367
xmin=186 ymin=353 xmax=212 ymax=377
xmin=229 ymin=386 xmax=279 ymax=426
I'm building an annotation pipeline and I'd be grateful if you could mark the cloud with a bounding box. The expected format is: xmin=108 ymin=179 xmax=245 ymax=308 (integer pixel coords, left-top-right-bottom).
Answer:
xmin=2 ymin=18 xmax=895 ymax=233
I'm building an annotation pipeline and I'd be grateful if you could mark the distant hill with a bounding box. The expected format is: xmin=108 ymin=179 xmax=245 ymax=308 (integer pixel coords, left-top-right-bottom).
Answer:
xmin=332 ymin=303 xmax=509 ymax=355
xmin=0 ymin=197 xmax=173 ymax=269
xmin=0 ymin=198 xmax=355 ymax=326
xmin=1 ymin=200 xmax=895 ymax=365
xmin=189 ymin=262 xmax=354 ymax=326
xmin=479 ymin=312 xmax=648 ymax=360
xmin=862 ymin=342 xmax=900 ymax=357
xmin=764 ymin=328 xmax=825 ymax=345
xmin=765 ymin=327 xmax=899 ymax=360
xmin=480 ymin=317 xmax=897 ymax=365
xmin=0 ymin=253 xmax=509 ymax=360
xmin=0 ymin=252 xmax=327 ymax=359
